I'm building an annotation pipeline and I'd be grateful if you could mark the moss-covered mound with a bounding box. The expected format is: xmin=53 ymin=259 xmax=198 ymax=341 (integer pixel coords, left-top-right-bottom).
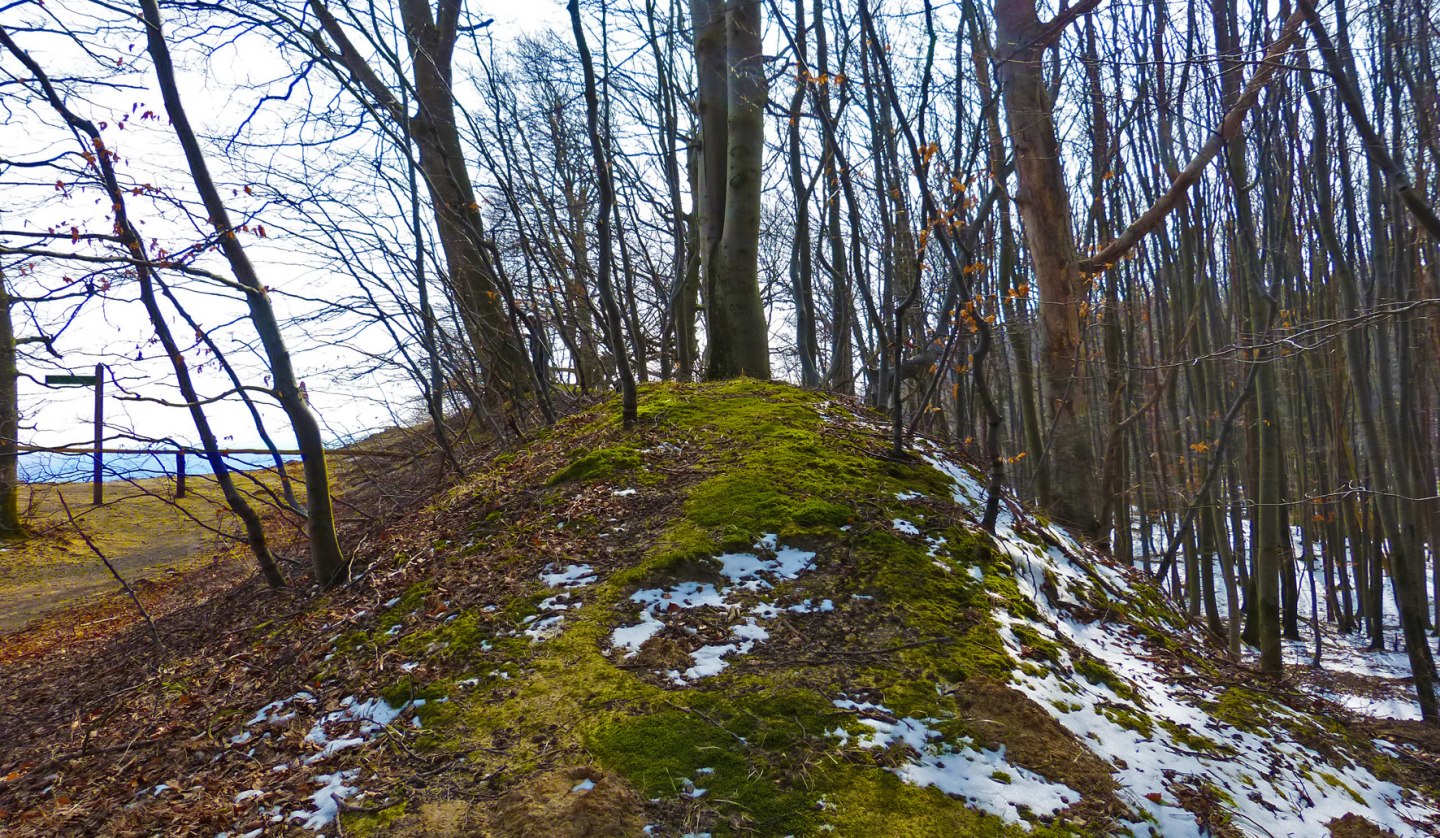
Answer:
xmin=314 ymin=381 xmax=1432 ymax=836
xmin=6 ymin=380 xmax=1436 ymax=837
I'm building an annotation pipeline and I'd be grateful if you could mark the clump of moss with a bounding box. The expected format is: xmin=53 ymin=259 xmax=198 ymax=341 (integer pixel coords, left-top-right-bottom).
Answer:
xmin=1011 ymin=623 xmax=1063 ymax=665
xmin=1099 ymin=702 xmax=1155 ymax=738
xmin=340 ymin=801 xmax=408 ymax=836
xmin=1073 ymin=656 xmax=1138 ymax=703
xmin=376 ymin=582 xmax=431 ymax=634
xmin=1209 ymin=687 xmax=1277 ymax=736
xmin=1158 ymin=719 xmax=1234 ymax=757
xmin=548 ymin=446 xmax=643 ymax=484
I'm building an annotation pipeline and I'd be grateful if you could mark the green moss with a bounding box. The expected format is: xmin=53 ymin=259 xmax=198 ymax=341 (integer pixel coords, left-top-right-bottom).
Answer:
xmin=1073 ymin=657 xmax=1138 ymax=703
xmin=1099 ymin=703 xmax=1155 ymax=738
xmin=395 ymin=609 xmax=492 ymax=662
xmin=1011 ymin=623 xmax=1062 ymax=664
xmin=1158 ymin=719 xmax=1234 ymax=757
xmin=548 ymin=445 xmax=643 ymax=484
xmin=1319 ymin=771 xmax=1366 ymax=806
xmin=376 ymin=582 xmax=431 ymax=634
xmin=340 ymin=802 xmax=408 ymax=836
xmin=1209 ymin=687 xmax=1275 ymax=736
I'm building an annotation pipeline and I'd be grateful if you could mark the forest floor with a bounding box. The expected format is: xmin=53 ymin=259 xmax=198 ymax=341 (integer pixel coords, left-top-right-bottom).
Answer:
xmin=0 ymin=383 xmax=1436 ymax=837
xmin=0 ymin=470 xmax=297 ymax=632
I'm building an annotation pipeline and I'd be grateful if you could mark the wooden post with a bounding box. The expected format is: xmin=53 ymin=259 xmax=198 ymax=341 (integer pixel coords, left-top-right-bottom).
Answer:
xmin=92 ymin=363 xmax=104 ymax=506
xmin=175 ymin=451 xmax=186 ymax=499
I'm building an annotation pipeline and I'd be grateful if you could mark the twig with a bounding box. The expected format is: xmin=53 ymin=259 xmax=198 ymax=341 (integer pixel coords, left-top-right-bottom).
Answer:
xmin=56 ymin=492 xmax=165 ymax=654
xmin=3 ymin=736 xmax=168 ymax=782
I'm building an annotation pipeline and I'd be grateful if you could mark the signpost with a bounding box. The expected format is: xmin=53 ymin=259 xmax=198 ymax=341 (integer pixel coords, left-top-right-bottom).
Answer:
xmin=43 ymin=363 xmax=105 ymax=505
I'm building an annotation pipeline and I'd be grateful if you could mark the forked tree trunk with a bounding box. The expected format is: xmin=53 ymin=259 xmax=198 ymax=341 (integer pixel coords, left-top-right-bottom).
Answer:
xmin=993 ymin=0 xmax=1099 ymax=533
xmin=691 ymin=0 xmax=771 ymax=379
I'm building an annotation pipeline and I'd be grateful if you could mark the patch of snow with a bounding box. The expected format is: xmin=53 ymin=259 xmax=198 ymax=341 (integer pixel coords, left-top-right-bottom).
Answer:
xmin=715 ymin=536 xmax=815 ymax=585
xmin=246 ymin=691 xmax=315 ymax=728
xmin=572 ymin=779 xmax=596 ymax=793
xmin=632 ymin=582 xmax=728 ymax=611
xmin=524 ymin=615 xmax=565 ymax=642
xmin=611 ymin=610 xmax=666 ymax=657
xmin=612 ymin=488 xmax=638 ymax=497
xmin=681 ymin=641 xmax=754 ymax=680
xmin=301 ymin=696 xmax=407 ymax=765
xmin=539 ymin=594 xmax=578 ymax=611
xmin=892 ymin=519 xmax=920 ymax=536
xmin=834 ymin=703 xmax=1081 ymax=828
xmin=540 ymin=564 xmax=597 ymax=588
xmin=730 ymin=618 xmax=770 ymax=642
xmin=1317 ymin=689 xmax=1423 ymax=722
xmin=895 ymin=490 xmax=924 ymax=501
xmin=234 ymin=789 xmax=266 ymax=804
xmin=290 ymin=769 xmax=359 ymax=830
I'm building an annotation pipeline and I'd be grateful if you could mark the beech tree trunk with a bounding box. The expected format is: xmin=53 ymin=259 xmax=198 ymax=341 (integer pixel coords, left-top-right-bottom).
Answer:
xmin=309 ymin=0 xmax=531 ymax=405
xmin=692 ymin=0 xmax=771 ymax=379
xmin=142 ymin=0 xmax=346 ymax=587
xmin=0 ymin=280 xmax=23 ymax=539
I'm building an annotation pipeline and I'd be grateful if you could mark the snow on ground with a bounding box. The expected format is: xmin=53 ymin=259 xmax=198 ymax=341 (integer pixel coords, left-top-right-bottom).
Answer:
xmin=228 ymin=689 xmax=415 ymax=832
xmin=290 ymin=769 xmax=359 ymax=830
xmin=1127 ymin=517 xmax=1429 ymax=722
xmin=608 ymin=535 xmax=820 ymax=682
xmin=911 ymin=448 xmax=1440 ymax=837
xmin=832 ymin=698 xmax=1079 ymax=829
xmin=539 ymin=563 xmax=597 ymax=588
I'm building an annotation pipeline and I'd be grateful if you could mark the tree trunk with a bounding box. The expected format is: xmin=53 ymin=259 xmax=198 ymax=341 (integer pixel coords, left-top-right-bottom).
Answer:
xmin=692 ymin=0 xmax=771 ymax=379
xmin=994 ymin=0 xmax=1099 ymax=533
xmin=142 ymin=0 xmax=345 ymax=587
xmin=0 ymin=281 xmax=23 ymax=539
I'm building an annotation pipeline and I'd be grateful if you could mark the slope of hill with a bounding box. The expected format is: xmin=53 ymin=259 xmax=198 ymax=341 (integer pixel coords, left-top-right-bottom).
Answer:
xmin=1 ymin=380 xmax=1435 ymax=836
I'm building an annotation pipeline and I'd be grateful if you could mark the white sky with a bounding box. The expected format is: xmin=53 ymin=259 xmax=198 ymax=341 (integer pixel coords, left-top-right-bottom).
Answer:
xmin=2 ymin=0 xmax=570 ymax=457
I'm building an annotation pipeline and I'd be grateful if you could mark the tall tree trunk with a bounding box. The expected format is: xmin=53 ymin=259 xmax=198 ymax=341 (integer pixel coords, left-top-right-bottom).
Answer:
xmin=692 ymin=0 xmax=772 ymax=379
xmin=569 ymin=0 xmax=637 ymax=426
xmin=0 ymin=282 xmax=23 ymax=539
xmin=309 ymin=0 xmax=531 ymax=405
xmin=141 ymin=0 xmax=345 ymax=587
xmin=994 ymin=0 xmax=1100 ymax=533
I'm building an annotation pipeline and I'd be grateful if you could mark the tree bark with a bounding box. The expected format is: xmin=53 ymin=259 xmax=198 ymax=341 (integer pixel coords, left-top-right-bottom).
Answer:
xmin=692 ymin=0 xmax=772 ymax=379
xmin=994 ymin=0 xmax=1098 ymax=532
xmin=0 ymin=279 xmax=23 ymax=539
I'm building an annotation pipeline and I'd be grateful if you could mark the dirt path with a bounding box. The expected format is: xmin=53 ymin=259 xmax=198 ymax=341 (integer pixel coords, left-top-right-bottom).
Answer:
xmin=0 ymin=477 xmax=248 ymax=633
